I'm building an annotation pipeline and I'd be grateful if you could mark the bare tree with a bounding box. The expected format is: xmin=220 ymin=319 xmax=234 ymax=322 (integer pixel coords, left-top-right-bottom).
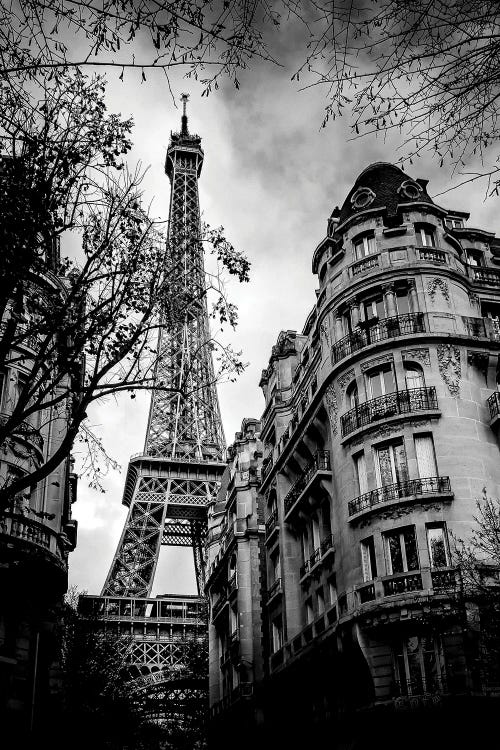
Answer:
xmin=454 ymin=489 xmax=500 ymax=689
xmin=290 ymin=0 xmax=500 ymax=193
xmin=0 ymin=0 xmax=277 ymax=90
xmin=0 ymin=69 xmax=250 ymax=513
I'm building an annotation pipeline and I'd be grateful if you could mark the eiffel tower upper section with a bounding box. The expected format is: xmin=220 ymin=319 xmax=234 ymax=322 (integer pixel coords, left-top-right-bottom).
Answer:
xmin=101 ymin=99 xmax=226 ymax=598
xmin=145 ymin=97 xmax=225 ymax=462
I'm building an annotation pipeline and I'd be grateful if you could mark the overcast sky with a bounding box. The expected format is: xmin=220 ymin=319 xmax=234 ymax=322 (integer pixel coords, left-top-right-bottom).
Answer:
xmin=68 ymin=40 xmax=500 ymax=598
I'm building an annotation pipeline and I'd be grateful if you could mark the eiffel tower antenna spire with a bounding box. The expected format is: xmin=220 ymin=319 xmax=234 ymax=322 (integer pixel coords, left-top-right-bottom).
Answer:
xmin=181 ymin=92 xmax=189 ymax=135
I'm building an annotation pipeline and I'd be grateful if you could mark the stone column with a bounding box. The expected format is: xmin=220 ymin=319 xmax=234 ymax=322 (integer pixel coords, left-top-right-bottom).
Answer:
xmin=382 ymin=283 xmax=397 ymax=317
xmin=347 ymin=297 xmax=360 ymax=328
xmin=407 ymin=279 xmax=418 ymax=312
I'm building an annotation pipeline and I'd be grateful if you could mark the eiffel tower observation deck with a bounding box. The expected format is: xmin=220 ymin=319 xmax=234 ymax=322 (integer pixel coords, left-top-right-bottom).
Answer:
xmin=80 ymin=97 xmax=227 ymax=705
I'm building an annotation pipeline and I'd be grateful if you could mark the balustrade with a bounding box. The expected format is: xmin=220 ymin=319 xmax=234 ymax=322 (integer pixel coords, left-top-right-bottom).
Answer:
xmin=473 ymin=267 xmax=500 ymax=286
xmin=419 ymin=248 xmax=446 ymax=263
xmin=383 ymin=571 xmax=423 ymax=596
xmin=341 ymin=387 xmax=438 ymax=437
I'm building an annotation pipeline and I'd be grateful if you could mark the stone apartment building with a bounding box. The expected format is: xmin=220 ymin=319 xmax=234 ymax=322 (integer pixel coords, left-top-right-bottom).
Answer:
xmin=0 ymin=224 xmax=78 ymax=739
xmin=207 ymin=162 xmax=500 ymax=748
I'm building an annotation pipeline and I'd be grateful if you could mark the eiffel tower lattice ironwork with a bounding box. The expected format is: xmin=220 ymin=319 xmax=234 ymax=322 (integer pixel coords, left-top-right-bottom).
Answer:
xmin=102 ymin=97 xmax=226 ymax=603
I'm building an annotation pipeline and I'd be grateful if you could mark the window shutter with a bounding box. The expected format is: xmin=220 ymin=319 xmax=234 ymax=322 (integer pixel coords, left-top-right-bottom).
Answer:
xmin=356 ymin=453 xmax=368 ymax=494
xmin=415 ymin=435 xmax=437 ymax=478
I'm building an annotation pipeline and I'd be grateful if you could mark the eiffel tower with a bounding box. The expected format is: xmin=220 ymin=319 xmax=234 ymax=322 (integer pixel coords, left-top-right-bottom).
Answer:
xmin=80 ymin=98 xmax=226 ymax=706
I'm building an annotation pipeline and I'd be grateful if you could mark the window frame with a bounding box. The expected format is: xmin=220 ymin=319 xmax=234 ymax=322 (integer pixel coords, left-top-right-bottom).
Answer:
xmin=360 ymin=536 xmax=378 ymax=581
xmin=383 ymin=525 xmax=419 ymax=575
xmin=426 ymin=523 xmax=451 ymax=568
xmin=354 ymin=232 xmax=377 ymax=260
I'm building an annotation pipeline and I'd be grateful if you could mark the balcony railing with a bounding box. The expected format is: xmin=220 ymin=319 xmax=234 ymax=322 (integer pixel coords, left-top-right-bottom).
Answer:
xmin=488 ymin=391 xmax=500 ymax=421
xmin=473 ymin=267 xmax=500 ymax=286
xmin=284 ymin=451 xmax=331 ymax=516
xmin=300 ymin=535 xmax=335 ymax=578
xmin=348 ymin=476 xmax=451 ymax=517
xmin=463 ymin=315 xmax=486 ymax=337
xmin=340 ymin=387 xmax=438 ymax=437
xmin=431 ymin=567 xmax=460 ymax=591
xmin=357 ymin=582 xmax=376 ymax=604
xmin=0 ymin=512 xmax=65 ymax=564
xmin=419 ymin=248 xmax=446 ymax=263
xmin=351 ymin=254 xmax=380 ymax=276
xmin=261 ymin=454 xmax=273 ymax=483
xmin=265 ymin=508 xmax=278 ymax=539
xmin=331 ymin=313 xmax=425 ymax=364
xmin=266 ymin=578 xmax=282 ymax=603
xmin=383 ymin=571 xmax=423 ymax=596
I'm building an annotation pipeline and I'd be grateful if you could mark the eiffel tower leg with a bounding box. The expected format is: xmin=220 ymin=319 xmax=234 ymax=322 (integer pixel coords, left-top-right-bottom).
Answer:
xmin=191 ymin=519 xmax=207 ymax=596
xmin=102 ymin=490 xmax=167 ymax=597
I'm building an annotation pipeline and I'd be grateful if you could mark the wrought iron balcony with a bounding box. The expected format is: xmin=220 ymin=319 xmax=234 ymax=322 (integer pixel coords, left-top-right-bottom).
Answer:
xmin=383 ymin=570 xmax=423 ymax=596
xmin=266 ymin=578 xmax=282 ymax=603
xmin=341 ymin=387 xmax=438 ymax=438
xmin=488 ymin=391 xmax=500 ymax=421
xmin=473 ymin=267 xmax=500 ymax=286
xmin=265 ymin=508 xmax=278 ymax=540
xmin=261 ymin=454 xmax=274 ymax=483
xmin=284 ymin=451 xmax=331 ymax=517
xmin=300 ymin=535 xmax=334 ymax=579
xmin=331 ymin=313 xmax=425 ymax=364
xmin=348 ymin=476 xmax=452 ymax=518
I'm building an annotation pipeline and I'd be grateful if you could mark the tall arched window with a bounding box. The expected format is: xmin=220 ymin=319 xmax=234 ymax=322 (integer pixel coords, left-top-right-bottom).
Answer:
xmin=346 ymin=381 xmax=359 ymax=409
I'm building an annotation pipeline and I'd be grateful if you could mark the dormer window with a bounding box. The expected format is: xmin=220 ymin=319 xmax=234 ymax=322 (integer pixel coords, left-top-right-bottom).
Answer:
xmin=351 ymin=187 xmax=376 ymax=210
xmin=399 ymin=180 xmax=422 ymax=200
xmin=354 ymin=232 xmax=376 ymax=259
xmin=445 ymin=217 xmax=464 ymax=229
xmin=466 ymin=249 xmax=484 ymax=267
xmin=415 ymin=224 xmax=436 ymax=248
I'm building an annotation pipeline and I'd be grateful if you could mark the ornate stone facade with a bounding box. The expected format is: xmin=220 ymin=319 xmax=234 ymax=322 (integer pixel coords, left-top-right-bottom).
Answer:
xmin=209 ymin=162 xmax=500 ymax=749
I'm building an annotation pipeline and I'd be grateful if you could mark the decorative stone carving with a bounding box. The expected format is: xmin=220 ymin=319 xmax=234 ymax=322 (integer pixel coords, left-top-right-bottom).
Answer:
xmin=320 ymin=319 xmax=331 ymax=346
xmin=427 ymin=277 xmax=451 ymax=306
xmin=360 ymin=354 xmax=394 ymax=372
xmin=437 ymin=343 xmax=461 ymax=397
xmin=467 ymin=350 xmax=489 ymax=382
xmin=402 ymin=348 xmax=431 ymax=367
xmin=467 ymin=290 xmax=480 ymax=308
xmin=337 ymin=368 xmax=356 ymax=394
xmin=325 ymin=383 xmax=338 ymax=436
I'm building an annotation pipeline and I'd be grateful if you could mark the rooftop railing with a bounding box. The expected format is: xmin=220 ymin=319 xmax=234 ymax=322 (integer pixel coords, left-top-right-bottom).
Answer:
xmin=331 ymin=313 xmax=425 ymax=364
xmin=340 ymin=387 xmax=438 ymax=438
xmin=348 ymin=476 xmax=451 ymax=518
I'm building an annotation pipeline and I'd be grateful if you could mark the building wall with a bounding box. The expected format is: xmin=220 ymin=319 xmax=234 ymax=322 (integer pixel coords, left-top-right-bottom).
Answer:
xmin=0 ymin=258 xmax=78 ymax=739
xmin=206 ymin=419 xmax=266 ymax=744
xmin=209 ymin=163 xmax=500 ymax=747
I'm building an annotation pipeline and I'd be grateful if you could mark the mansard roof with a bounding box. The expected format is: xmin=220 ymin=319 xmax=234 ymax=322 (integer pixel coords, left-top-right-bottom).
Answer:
xmin=338 ymin=162 xmax=435 ymax=227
